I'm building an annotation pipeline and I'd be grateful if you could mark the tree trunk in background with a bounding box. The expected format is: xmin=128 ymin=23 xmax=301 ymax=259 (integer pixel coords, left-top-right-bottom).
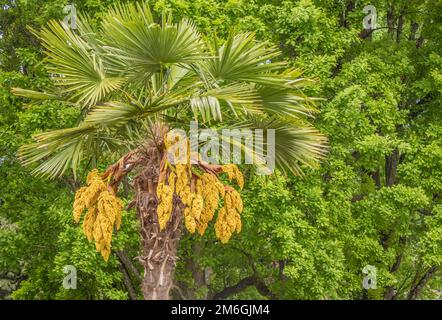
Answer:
xmin=387 ymin=6 xmax=395 ymax=37
xmin=385 ymin=149 xmax=399 ymax=187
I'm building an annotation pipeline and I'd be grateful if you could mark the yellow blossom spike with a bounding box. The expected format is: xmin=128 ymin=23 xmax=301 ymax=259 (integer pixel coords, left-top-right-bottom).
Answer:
xmin=73 ymin=169 xmax=124 ymax=262
xmin=222 ymin=164 xmax=244 ymax=190
xmin=82 ymin=206 xmax=97 ymax=241
xmin=73 ymin=186 xmax=88 ymax=223
xmin=184 ymin=207 xmax=196 ymax=233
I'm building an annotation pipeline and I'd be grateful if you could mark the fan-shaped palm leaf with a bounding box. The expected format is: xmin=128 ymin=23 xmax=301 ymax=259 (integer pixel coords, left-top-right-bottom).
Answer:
xmin=231 ymin=117 xmax=328 ymax=175
xmin=101 ymin=2 xmax=206 ymax=80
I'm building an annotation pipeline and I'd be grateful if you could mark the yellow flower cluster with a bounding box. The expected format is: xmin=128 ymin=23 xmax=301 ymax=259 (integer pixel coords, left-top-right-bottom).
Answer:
xmin=222 ymin=164 xmax=244 ymax=189
xmin=174 ymin=164 xmax=195 ymax=232
xmin=195 ymin=173 xmax=222 ymax=235
xmin=73 ymin=170 xmax=123 ymax=261
xmin=175 ymin=164 xmax=191 ymax=200
xmin=73 ymin=170 xmax=106 ymax=222
xmin=214 ymin=188 xmax=243 ymax=243
xmin=178 ymin=171 xmax=226 ymax=236
xmin=155 ymin=161 xmax=245 ymax=243
xmin=183 ymin=193 xmax=203 ymax=234
xmin=157 ymin=172 xmax=176 ymax=230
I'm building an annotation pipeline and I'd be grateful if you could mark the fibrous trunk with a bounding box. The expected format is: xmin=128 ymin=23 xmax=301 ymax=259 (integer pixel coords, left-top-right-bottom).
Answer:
xmin=139 ymin=191 xmax=183 ymax=300
xmin=132 ymin=142 xmax=183 ymax=300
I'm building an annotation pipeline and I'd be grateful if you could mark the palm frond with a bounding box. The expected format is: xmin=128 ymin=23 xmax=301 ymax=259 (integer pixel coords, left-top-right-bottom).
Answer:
xmin=84 ymin=102 xmax=143 ymax=126
xmin=203 ymin=83 xmax=262 ymax=111
xmin=39 ymin=20 xmax=126 ymax=107
xmin=101 ymin=2 xmax=206 ymax=80
xmin=231 ymin=117 xmax=328 ymax=176
xmin=203 ymin=31 xmax=286 ymax=85
xmin=10 ymin=88 xmax=58 ymax=100
xmin=257 ymin=85 xmax=318 ymax=120
xmin=190 ymin=96 xmax=222 ymax=122
xmin=18 ymin=125 xmax=97 ymax=178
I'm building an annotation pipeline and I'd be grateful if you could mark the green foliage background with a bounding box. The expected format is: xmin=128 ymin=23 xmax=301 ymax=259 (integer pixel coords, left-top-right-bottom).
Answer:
xmin=1 ymin=0 xmax=441 ymax=299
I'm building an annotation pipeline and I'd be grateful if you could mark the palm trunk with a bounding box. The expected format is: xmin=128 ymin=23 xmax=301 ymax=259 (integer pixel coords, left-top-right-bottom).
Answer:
xmin=139 ymin=195 xmax=183 ymax=300
xmin=104 ymin=125 xmax=215 ymax=300
xmin=131 ymin=141 xmax=183 ymax=300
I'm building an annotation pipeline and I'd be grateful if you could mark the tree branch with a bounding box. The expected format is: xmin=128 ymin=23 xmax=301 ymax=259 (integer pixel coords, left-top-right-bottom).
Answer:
xmin=384 ymin=237 xmax=406 ymax=299
xmin=407 ymin=266 xmax=439 ymax=300
xmin=116 ymin=250 xmax=142 ymax=300
xmin=360 ymin=27 xmax=398 ymax=39
xmin=118 ymin=264 xmax=138 ymax=300
xmin=116 ymin=250 xmax=142 ymax=282
xmin=212 ymin=275 xmax=275 ymax=300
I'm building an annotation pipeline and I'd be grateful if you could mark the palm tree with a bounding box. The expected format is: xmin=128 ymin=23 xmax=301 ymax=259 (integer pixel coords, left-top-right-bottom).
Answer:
xmin=12 ymin=2 xmax=327 ymax=300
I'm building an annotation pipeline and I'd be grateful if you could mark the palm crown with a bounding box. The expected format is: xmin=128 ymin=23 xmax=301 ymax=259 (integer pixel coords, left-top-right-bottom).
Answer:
xmin=13 ymin=1 xmax=327 ymax=179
